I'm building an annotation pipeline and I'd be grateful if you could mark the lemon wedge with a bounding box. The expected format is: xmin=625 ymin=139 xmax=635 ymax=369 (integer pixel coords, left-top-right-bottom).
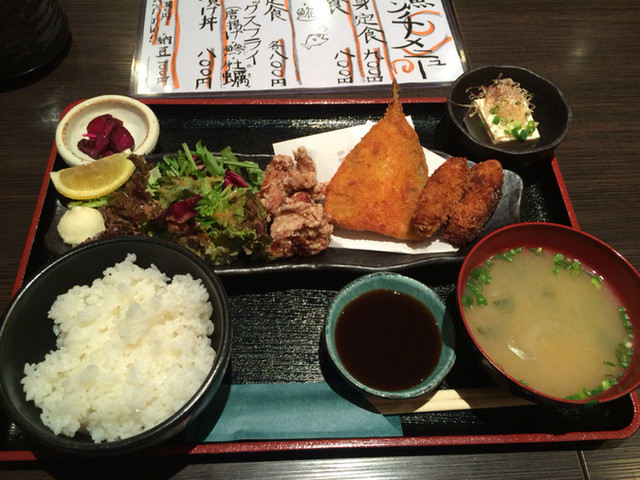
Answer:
xmin=50 ymin=153 xmax=136 ymax=200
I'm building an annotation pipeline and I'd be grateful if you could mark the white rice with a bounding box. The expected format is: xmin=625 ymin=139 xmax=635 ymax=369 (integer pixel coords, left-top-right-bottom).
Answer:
xmin=21 ymin=253 xmax=216 ymax=443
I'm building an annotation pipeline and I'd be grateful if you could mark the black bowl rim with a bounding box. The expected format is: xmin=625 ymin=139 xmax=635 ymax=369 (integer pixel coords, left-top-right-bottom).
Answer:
xmin=456 ymin=222 xmax=640 ymax=406
xmin=0 ymin=235 xmax=232 ymax=455
xmin=446 ymin=64 xmax=573 ymax=156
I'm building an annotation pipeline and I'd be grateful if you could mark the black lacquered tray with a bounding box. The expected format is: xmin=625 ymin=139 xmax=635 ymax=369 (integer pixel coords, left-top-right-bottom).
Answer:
xmin=4 ymin=98 xmax=637 ymax=460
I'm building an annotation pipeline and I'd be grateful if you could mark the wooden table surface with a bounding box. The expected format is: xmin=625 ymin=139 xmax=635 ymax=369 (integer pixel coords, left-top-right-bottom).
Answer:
xmin=1 ymin=1 xmax=639 ymax=478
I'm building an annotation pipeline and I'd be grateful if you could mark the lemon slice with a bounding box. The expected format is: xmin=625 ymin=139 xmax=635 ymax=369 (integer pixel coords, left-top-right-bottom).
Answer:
xmin=50 ymin=153 xmax=136 ymax=200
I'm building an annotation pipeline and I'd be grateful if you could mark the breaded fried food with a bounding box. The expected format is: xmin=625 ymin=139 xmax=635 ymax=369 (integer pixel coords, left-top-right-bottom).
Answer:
xmin=324 ymin=83 xmax=428 ymax=240
xmin=268 ymin=191 xmax=333 ymax=259
xmin=411 ymin=157 xmax=470 ymax=239
xmin=442 ymin=159 xmax=503 ymax=246
xmin=258 ymin=147 xmax=333 ymax=259
xmin=259 ymin=146 xmax=319 ymax=218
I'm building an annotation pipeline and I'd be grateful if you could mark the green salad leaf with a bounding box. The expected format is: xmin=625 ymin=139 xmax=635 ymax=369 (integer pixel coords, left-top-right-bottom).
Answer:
xmin=72 ymin=142 xmax=271 ymax=266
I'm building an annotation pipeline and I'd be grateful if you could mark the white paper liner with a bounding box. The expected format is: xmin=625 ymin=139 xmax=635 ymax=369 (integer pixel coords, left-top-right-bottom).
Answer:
xmin=272 ymin=118 xmax=458 ymax=255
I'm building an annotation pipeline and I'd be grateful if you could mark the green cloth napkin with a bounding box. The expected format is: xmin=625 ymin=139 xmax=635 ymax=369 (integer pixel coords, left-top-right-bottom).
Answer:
xmin=186 ymin=382 xmax=403 ymax=442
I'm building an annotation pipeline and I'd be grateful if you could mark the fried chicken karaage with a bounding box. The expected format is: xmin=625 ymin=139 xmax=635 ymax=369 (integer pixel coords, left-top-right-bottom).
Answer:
xmin=258 ymin=146 xmax=333 ymax=259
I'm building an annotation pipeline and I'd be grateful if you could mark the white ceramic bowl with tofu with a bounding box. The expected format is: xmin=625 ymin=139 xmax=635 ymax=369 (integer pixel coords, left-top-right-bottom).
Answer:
xmin=446 ymin=65 xmax=571 ymax=171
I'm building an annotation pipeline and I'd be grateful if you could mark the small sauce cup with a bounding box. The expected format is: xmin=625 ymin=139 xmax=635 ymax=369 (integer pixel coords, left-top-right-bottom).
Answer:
xmin=325 ymin=272 xmax=456 ymax=400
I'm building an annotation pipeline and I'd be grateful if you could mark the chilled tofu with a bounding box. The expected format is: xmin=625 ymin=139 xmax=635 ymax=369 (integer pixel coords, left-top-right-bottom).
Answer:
xmin=463 ymin=77 xmax=540 ymax=150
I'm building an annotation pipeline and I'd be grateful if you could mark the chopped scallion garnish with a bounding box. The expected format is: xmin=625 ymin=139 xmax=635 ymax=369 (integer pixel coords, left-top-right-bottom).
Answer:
xmin=465 ymin=246 xmax=634 ymax=404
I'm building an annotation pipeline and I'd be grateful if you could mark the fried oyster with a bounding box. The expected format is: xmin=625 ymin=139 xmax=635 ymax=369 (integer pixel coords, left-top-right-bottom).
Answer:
xmin=411 ymin=157 xmax=470 ymax=239
xmin=441 ymin=159 xmax=504 ymax=246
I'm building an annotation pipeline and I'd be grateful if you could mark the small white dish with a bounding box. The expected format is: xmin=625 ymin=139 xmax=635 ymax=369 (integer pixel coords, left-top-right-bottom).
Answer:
xmin=55 ymin=95 xmax=160 ymax=167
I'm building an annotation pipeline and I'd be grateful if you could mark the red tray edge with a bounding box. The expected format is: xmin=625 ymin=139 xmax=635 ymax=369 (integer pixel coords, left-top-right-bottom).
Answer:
xmin=11 ymin=139 xmax=59 ymax=297
xmin=549 ymin=157 xmax=580 ymax=229
xmin=2 ymin=390 xmax=638 ymax=462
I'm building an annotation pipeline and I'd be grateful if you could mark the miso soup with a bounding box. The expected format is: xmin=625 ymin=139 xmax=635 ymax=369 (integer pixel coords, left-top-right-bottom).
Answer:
xmin=462 ymin=247 xmax=633 ymax=400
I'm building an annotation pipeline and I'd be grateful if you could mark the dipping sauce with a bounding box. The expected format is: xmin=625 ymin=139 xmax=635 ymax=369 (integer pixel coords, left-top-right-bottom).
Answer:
xmin=334 ymin=289 xmax=442 ymax=392
xmin=462 ymin=247 xmax=633 ymax=400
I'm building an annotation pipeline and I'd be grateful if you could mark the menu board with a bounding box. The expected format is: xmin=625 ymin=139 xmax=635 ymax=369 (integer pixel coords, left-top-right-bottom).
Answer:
xmin=131 ymin=0 xmax=467 ymax=96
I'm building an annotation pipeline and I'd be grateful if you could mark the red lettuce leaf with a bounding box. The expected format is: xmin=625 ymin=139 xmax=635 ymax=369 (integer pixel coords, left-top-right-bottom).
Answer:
xmin=223 ymin=169 xmax=249 ymax=189
xmin=163 ymin=195 xmax=201 ymax=223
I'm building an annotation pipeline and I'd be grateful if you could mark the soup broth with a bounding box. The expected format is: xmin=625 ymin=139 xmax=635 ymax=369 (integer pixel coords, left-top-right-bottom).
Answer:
xmin=462 ymin=248 xmax=633 ymax=400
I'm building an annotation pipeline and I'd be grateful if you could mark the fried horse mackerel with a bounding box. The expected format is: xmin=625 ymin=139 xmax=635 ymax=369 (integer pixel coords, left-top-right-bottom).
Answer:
xmin=324 ymin=84 xmax=429 ymax=241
